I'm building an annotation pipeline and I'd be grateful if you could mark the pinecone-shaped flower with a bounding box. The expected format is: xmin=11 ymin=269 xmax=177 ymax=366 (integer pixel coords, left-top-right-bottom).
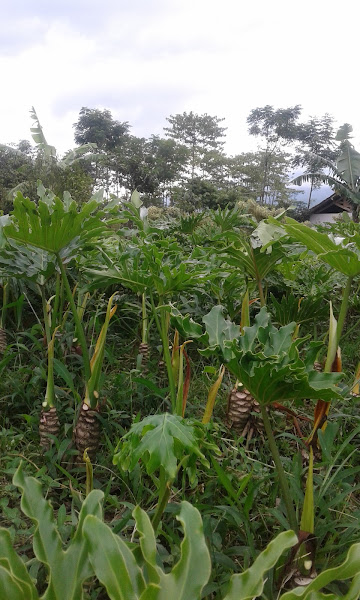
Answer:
xmin=139 ymin=342 xmax=149 ymax=361
xmin=74 ymin=403 xmax=100 ymax=461
xmin=227 ymin=384 xmax=264 ymax=435
xmin=0 ymin=327 xmax=7 ymax=354
xmin=158 ymin=359 xmax=166 ymax=377
xmin=39 ymin=407 xmax=60 ymax=450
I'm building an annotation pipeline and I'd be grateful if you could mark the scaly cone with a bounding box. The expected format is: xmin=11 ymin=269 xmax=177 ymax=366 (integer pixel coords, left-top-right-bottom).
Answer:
xmin=138 ymin=293 xmax=149 ymax=372
xmin=227 ymin=383 xmax=264 ymax=436
xmin=0 ymin=327 xmax=7 ymax=354
xmin=39 ymin=407 xmax=60 ymax=451
xmin=74 ymin=293 xmax=117 ymax=461
xmin=74 ymin=401 xmax=100 ymax=461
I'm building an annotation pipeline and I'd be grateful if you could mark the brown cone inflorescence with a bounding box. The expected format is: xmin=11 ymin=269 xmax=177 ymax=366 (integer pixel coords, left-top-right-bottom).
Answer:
xmin=74 ymin=403 xmax=100 ymax=461
xmin=0 ymin=327 xmax=7 ymax=355
xmin=39 ymin=407 xmax=60 ymax=450
xmin=227 ymin=385 xmax=264 ymax=436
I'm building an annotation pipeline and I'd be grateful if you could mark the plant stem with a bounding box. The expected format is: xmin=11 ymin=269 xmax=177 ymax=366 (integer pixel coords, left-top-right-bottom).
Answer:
xmin=152 ymin=481 xmax=172 ymax=532
xmin=56 ymin=255 xmax=91 ymax=384
xmin=40 ymin=285 xmax=51 ymax=346
xmin=251 ymin=247 xmax=266 ymax=307
xmin=1 ymin=280 xmax=9 ymax=329
xmin=336 ymin=276 xmax=353 ymax=348
xmin=150 ymin=293 xmax=177 ymax=411
xmin=260 ymin=404 xmax=298 ymax=532
xmin=142 ymin=293 xmax=148 ymax=344
xmin=52 ymin=273 xmax=61 ymax=334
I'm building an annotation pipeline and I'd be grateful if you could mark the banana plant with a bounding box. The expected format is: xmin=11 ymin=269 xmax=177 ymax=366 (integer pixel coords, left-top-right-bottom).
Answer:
xmin=293 ymin=123 xmax=360 ymax=220
xmin=172 ymin=306 xmax=343 ymax=532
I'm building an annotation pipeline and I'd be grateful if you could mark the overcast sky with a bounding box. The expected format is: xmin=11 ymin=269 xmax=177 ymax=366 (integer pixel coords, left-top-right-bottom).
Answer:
xmin=1 ymin=0 xmax=359 ymax=157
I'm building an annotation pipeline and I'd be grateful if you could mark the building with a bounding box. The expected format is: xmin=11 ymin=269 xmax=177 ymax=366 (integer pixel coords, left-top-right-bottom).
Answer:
xmin=309 ymin=193 xmax=352 ymax=224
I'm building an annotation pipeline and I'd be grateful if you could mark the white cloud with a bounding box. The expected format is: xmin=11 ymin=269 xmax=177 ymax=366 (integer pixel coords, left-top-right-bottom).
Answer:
xmin=1 ymin=0 xmax=359 ymax=157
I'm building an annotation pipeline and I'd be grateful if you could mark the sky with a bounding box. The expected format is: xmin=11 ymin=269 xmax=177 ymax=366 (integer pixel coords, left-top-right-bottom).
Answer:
xmin=1 ymin=0 xmax=359 ymax=160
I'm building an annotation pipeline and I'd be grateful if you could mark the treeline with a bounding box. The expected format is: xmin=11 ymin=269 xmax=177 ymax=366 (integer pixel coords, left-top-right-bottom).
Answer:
xmin=0 ymin=105 xmax=337 ymax=213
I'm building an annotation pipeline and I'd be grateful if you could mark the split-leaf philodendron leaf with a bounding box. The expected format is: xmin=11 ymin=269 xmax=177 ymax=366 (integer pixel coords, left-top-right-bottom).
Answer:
xmin=2 ymin=189 xmax=110 ymax=259
xmin=172 ymin=306 xmax=343 ymax=407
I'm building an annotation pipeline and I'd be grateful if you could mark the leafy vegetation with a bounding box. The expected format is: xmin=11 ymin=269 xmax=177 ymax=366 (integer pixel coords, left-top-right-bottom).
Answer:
xmin=0 ymin=112 xmax=360 ymax=599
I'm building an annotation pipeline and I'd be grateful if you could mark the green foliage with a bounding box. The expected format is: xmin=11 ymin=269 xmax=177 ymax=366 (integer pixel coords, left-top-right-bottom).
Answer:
xmin=84 ymin=501 xmax=212 ymax=600
xmin=3 ymin=187 xmax=110 ymax=257
xmin=114 ymin=413 xmax=207 ymax=481
xmin=173 ymin=305 xmax=342 ymax=406
xmin=3 ymin=462 xmax=104 ymax=600
xmin=263 ymin=217 xmax=360 ymax=277
xmin=3 ymin=466 xmax=360 ymax=599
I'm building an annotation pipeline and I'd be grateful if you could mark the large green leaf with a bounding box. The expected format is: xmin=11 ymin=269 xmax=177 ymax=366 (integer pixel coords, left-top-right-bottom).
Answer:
xmin=202 ymin=305 xmax=240 ymax=355
xmin=262 ymin=218 xmax=360 ymax=277
xmin=84 ymin=502 xmax=211 ymax=600
xmin=83 ymin=515 xmax=145 ymax=600
xmin=220 ymin=239 xmax=287 ymax=280
xmin=223 ymin=530 xmax=297 ymax=600
xmin=114 ymin=414 xmax=207 ymax=481
xmin=0 ymin=239 xmax=56 ymax=284
xmin=0 ymin=528 xmax=39 ymax=599
xmin=174 ymin=306 xmax=342 ymax=407
xmin=136 ymin=502 xmax=211 ymax=600
xmin=13 ymin=462 xmax=104 ymax=600
xmin=3 ymin=190 xmax=109 ymax=258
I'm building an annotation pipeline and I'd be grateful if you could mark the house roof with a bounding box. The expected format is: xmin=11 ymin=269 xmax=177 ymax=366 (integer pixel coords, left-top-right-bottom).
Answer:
xmin=309 ymin=193 xmax=352 ymax=215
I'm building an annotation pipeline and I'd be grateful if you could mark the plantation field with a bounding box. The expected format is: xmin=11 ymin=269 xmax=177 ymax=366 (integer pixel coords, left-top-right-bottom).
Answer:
xmin=0 ymin=189 xmax=360 ymax=600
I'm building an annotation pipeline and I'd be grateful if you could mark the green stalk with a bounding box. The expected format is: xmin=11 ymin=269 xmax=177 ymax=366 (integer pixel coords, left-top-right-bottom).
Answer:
xmin=44 ymin=328 xmax=58 ymax=409
xmin=142 ymin=293 xmax=148 ymax=344
xmin=251 ymin=248 xmax=266 ymax=306
xmin=52 ymin=273 xmax=61 ymax=333
xmin=175 ymin=343 xmax=184 ymax=416
xmin=0 ymin=280 xmax=9 ymax=329
xmin=260 ymin=404 xmax=298 ymax=532
xmin=150 ymin=293 xmax=177 ymax=411
xmin=56 ymin=254 xmax=91 ymax=384
xmin=40 ymin=285 xmax=51 ymax=345
xmin=152 ymin=467 xmax=172 ymax=533
xmin=336 ymin=275 xmax=353 ymax=348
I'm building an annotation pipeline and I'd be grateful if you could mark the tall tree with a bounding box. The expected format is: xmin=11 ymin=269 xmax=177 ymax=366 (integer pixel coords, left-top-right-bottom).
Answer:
xmin=73 ymin=107 xmax=131 ymax=193
xmin=147 ymin=136 xmax=189 ymax=205
xmin=227 ymin=151 xmax=294 ymax=206
xmin=247 ymin=105 xmax=302 ymax=204
xmin=73 ymin=107 xmax=130 ymax=152
xmin=293 ymin=114 xmax=337 ymax=207
xmin=164 ymin=111 xmax=227 ymax=179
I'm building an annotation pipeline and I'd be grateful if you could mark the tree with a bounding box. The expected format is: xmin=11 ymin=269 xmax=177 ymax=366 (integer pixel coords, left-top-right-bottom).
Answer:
xmin=293 ymin=123 xmax=360 ymax=221
xmin=164 ymin=111 xmax=227 ymax=180
xmin=293 ymin=114 xmax=337 ymax=207
xmin=73 ymin=107 xmax=131 ymax=194
xmin=226 ymin=151 xmax=295 ymax=206
xmin=73 ymin=107 xmax=130 ymax=152
xmin=247 ymin=105 xmax=302 ymax=204
xmin=0 ymin=142 xmax=34 ymax=212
